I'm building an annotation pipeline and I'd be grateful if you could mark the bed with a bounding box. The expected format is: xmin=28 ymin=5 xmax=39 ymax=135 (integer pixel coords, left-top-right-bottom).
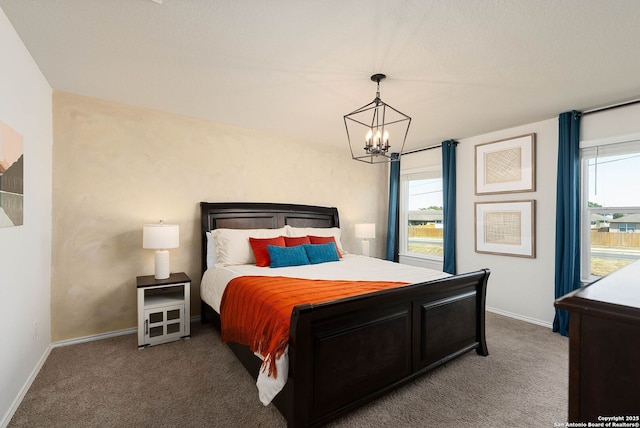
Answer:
xmin=200 ymin=202 xmax=490 ymax=427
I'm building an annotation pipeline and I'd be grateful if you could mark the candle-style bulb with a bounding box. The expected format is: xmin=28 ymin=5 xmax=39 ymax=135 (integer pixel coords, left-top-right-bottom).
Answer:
xmin=374 ymin=129 xmax=381 ymax=148
xmin=365 ymin=128 xmax=373 ymax=146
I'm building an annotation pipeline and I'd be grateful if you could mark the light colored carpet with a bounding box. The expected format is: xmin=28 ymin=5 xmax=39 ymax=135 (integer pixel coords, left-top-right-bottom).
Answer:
xmin=9 ymin=312 xmax=568 ymax=427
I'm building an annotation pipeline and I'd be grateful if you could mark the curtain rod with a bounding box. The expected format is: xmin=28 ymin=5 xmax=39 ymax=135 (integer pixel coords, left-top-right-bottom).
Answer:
xmin=403 ymin=141 xmax=457 ymax=156
xmin=577 ymin=98 xmax=640 ymax=118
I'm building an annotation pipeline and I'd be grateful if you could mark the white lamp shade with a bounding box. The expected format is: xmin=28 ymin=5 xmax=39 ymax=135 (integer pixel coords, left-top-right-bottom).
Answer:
xmin=355 ymin=223 xmax=376 ymax=239
xmin=143 ymin=223 xmax=179 ymax=249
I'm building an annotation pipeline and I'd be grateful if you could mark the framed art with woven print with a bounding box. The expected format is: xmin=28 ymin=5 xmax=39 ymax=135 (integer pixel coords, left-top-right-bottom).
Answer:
xmin=475 ymin=200 xmax=535 ymax=258
xmin=475 ymin=133 xmax=535 ymax=195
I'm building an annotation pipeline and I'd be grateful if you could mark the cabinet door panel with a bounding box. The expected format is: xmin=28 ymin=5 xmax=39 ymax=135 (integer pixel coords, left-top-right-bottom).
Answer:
xmin=144 ymin=304 xmax=184 ymax=346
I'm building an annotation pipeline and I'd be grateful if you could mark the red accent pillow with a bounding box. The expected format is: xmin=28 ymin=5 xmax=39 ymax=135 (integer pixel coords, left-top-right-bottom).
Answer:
xmin=308 ymin=235 xmax=342 ymax=257
xmin=284 ymin=236 xmax=311 ymax=247
xmin=249 ymin=236 xmax=286 ymax=267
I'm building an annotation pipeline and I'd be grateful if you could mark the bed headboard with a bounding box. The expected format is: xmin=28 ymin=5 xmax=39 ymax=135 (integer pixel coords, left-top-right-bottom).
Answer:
xmin=200 ymin=202 xmax=340 ymax=274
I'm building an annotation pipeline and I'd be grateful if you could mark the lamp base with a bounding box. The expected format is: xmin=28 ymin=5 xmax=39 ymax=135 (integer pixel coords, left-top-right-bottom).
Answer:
xmin=154 ymin=250 xmax=170 ymax=279
xmin=361 ymin=240 xmax=370 ymax=257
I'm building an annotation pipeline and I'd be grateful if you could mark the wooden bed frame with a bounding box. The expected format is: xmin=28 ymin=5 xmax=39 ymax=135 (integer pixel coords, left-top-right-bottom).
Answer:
xmin=200 ymin=202 xmax=490 ymax=427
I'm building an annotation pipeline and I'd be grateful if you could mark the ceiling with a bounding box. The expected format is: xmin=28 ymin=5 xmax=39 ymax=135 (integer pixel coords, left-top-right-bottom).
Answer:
xmin=2 ymin=0 xmax=640 ymax=152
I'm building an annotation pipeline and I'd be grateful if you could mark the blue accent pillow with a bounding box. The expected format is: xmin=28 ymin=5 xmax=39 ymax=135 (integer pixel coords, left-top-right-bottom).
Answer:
xmin=303 ymin=243 xmax=340 ymax=264
xmin=267 ymin=245 xmax=310 ymax=268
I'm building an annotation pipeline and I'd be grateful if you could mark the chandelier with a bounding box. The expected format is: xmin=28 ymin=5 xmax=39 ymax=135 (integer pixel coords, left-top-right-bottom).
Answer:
xmin=343 ymin=73 xmax=411 ymax=164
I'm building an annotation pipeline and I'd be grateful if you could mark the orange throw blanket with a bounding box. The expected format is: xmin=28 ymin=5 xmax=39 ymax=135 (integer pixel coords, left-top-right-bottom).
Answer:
xmin=220 ymin=276 xmax=409 ymax=378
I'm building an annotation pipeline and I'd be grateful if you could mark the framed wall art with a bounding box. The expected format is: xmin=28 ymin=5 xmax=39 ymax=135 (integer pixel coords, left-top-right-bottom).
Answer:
xmin=475 ymin=200 xmax=535 ymax=258
xmin=0 ymin=120 xmax=24 ymax=228
xmin=475 ymin=133 xmax=535 ymax=195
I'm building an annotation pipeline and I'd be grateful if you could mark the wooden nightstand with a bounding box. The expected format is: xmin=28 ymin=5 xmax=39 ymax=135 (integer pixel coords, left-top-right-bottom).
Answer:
xmin=136 ymin=272 xmax=191 ymax=348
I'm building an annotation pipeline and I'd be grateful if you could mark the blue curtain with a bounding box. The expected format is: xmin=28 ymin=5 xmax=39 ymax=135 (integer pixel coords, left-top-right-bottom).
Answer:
xmin=553 ymin=111 xmax=582 ymax=336
xmin=442 ymin=140 xmax=457 ymax=274
xmin=386 ymin=153 xmax=400 ymax=262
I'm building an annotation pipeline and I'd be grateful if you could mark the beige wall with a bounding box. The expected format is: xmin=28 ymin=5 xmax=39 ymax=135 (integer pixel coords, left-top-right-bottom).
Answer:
xmin=52 ymin=92 xmax=388 ymax=342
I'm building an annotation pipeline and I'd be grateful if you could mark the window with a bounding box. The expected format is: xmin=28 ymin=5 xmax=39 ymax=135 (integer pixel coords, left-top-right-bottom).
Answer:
xmin=399 ymin=168 xmax=443 ymax=261
xmin=581 ymin=139 xmax=640 ymax=280
xmin=619 ymin=223 xmax=635 ymax=233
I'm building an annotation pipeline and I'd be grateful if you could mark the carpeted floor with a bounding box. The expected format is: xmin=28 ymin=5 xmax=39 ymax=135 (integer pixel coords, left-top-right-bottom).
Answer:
xmin=8 ymin=312 xmax=568 ymax=428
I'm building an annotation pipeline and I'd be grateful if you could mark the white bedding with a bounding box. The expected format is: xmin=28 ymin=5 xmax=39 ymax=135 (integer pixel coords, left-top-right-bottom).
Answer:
xmin=200 ymin=254 xmax=450 ymax=405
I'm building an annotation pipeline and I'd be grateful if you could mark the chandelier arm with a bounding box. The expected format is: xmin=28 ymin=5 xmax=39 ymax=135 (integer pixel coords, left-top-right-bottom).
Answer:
xmin=344 ymin=122 xmax=358 ymax=159
xmin=398 ymin=120 xmax=412 ymax=150
xmin=378 ymin=117 xmax=411 ymax=126
xmin=372 ymin=101 xmax=409 ymax=117
xmin=375 ymin=101 xmax=411 ymax=120
xmin=344 ymin=116 xmax=376 ymax=128
xmin=352 ymin=152 xmax=398 ymax=164
xmin=344 ymin=99 xmax=379 ymax=116
xmin=370 ymin=106 xmax=379 ymax=129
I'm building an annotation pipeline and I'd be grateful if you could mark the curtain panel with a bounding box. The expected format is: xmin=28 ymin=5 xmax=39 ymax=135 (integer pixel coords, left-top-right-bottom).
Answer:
xmin=553 ymin=111 xmax=582 ymax=336
xmin=442 ymin=140 xmax=458 ymax=274
xmin=386 ymin=152 xmax=400 ymax=262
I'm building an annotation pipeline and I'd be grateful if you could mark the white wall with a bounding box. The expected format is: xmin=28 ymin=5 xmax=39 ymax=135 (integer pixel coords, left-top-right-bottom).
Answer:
xmin=0 ymin=8 xmax=53 ymax=427
xmin=457 ymin=119 xmax=559 ymax=326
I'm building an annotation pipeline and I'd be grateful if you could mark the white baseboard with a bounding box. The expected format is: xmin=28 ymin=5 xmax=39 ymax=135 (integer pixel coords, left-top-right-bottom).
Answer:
xmin=1 ymin=345 xmax=51 ymax=428
xmin=487 ymin=306 xmax=553 ymax=329
xmin=51 ymin=327 xmax=137 ymax=348
xmin=52 ymin=316 xmax=202 ymax=348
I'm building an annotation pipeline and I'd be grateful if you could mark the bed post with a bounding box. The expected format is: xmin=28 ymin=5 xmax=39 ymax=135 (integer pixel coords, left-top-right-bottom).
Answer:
xmin=287 ymin=304 xmax=314 ymax=427
xmin=476 ymin=268 xmax=490 ymax=356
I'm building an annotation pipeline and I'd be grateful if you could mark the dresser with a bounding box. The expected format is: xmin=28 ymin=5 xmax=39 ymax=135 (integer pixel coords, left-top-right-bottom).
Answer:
xmin=554 ymin=260 xmax=640 ymax=422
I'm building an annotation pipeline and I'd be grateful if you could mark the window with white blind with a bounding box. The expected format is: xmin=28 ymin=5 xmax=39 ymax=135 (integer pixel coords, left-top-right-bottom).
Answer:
xmin=580 ymin=138 xmax=640 ymax=280
xmin=399 ymin=165 xmax=443 ymax=262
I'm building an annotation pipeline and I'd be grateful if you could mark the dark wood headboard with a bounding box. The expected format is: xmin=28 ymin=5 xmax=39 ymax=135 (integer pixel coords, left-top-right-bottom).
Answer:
xmin=200 ymin=202 xmax=339 ymax=274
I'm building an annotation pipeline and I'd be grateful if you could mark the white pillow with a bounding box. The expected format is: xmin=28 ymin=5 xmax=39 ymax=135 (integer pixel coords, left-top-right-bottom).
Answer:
xmin=206 ymin=231 xmax=216 ymax=269
xmin=285 ymin=226 xmax=347 ymax=255
xmin=213 ymin=227 xmax=287 ymax=266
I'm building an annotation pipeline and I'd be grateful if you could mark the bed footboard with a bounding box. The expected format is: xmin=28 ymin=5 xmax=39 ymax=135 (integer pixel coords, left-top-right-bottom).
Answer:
xmin=286 ymin=269 xmax=490 ymax=427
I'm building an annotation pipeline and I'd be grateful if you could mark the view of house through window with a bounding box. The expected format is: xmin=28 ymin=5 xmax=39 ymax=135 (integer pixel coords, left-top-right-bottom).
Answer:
xmin=582 ymin=141 xmax=640 ymax=279
xmin=403 ymin=176 xmax=444 ymax=259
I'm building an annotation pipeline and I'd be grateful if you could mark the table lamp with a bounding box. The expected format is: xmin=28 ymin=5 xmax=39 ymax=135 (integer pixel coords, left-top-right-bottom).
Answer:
xmin=143 ymin=221 xmax=179 ymax=279
xmin=355 ymin=223 xmax=375 ymax=257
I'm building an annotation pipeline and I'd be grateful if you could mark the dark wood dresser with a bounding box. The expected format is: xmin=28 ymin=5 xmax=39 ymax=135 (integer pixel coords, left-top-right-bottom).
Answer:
xmin=555 ymin=260 xmax=640 ymax=422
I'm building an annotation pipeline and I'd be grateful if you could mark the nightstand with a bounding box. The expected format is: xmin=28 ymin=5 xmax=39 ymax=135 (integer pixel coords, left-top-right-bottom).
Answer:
xmin=136 ymin=272 xmax=191 ymax=348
